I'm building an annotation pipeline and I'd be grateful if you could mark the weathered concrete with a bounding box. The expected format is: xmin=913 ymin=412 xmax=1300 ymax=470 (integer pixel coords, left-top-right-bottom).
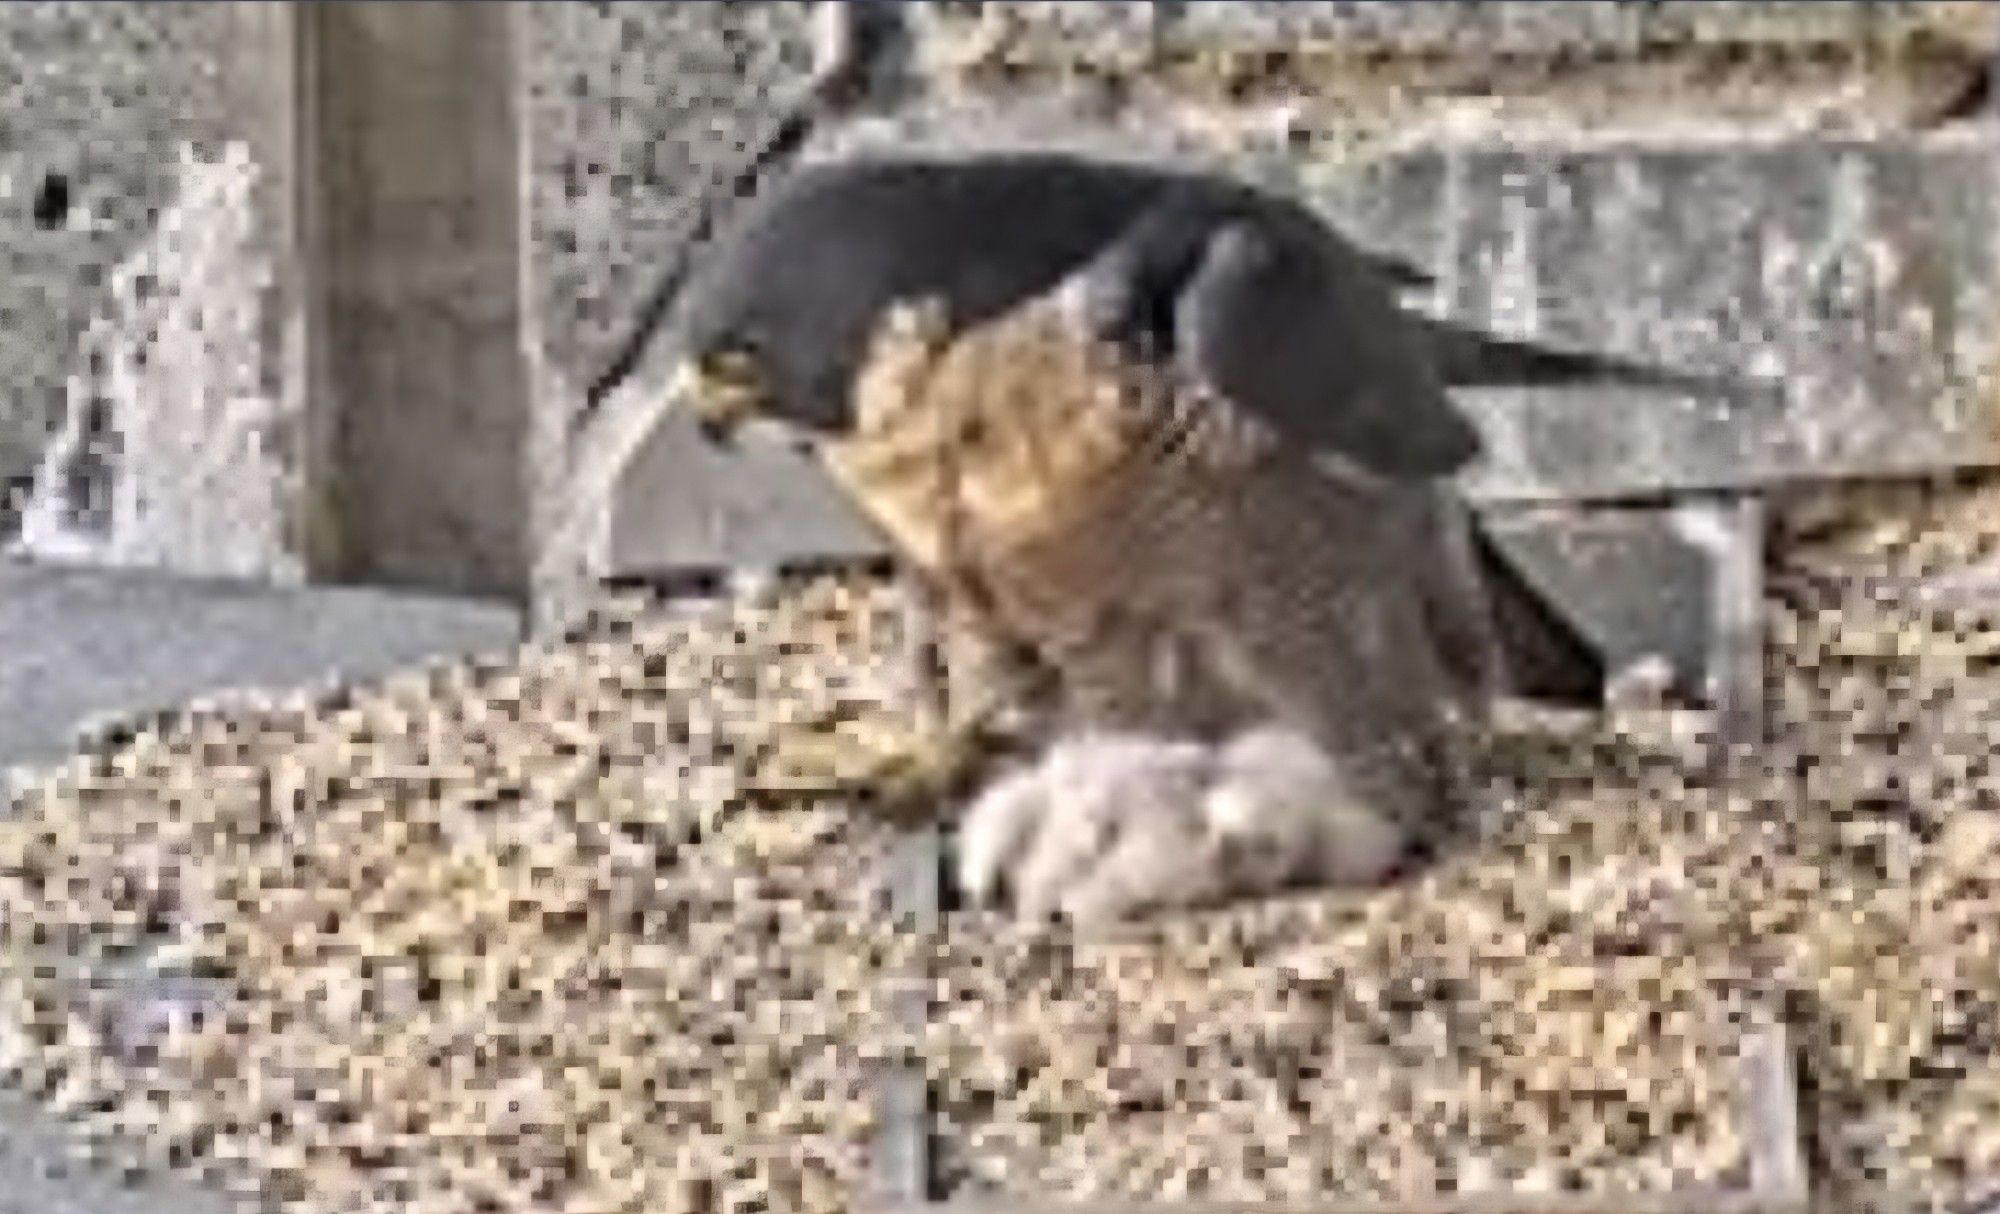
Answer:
xmin=1314 ymin=135 xmax=2000 ymax=502
xmin=0 ymin=3 xmax=239 ymax=541
xmin=301 ymin=2 xmax=531 ymax=600
xmin=607 ymin=409 xmax=888 ymax=580
xmin=0 ymin=560 xmax=520 ymax=783
xmin=922 ymin=0 xmax=1995 ymax=62
xmin=1479 ymin=504 xmax=1738 ymax=706
xmin=912 ymin=0 xmax=1994 ymax=149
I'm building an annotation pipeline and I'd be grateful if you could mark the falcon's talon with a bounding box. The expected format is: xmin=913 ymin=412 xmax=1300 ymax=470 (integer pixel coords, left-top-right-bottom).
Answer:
xmin=851 ymin=720 xmax=990 ymax=819
xmin=742 ymin=705 xmax=1001 ymax=822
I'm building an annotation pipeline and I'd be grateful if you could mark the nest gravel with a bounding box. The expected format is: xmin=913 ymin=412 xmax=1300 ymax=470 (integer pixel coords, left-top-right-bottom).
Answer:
xmin=5 ymin=476 xmax=2000 ymax=1211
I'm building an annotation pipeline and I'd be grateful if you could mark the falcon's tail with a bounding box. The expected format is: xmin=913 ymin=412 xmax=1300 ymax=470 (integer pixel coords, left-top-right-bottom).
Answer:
xmin=1467 ymin=519 xmax=1607 ymax=708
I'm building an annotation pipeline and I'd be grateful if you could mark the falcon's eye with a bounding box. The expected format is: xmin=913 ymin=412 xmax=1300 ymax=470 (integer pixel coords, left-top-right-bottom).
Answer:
xmin=681 ymin=345 xmax=775 ymax=444
xmin=697 ymin=347 xmax=764 ymax=391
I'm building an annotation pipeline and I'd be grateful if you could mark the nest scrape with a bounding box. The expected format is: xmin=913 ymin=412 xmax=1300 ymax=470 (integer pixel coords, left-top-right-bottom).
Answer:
xmin=5 ymin=479 xmax=2000 ymax=1209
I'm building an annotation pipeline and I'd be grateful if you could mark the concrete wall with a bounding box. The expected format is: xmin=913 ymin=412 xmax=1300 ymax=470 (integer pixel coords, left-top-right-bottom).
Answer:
xmin=3 ymin=2 xmax=532 ymax=601
xmin=300 ymin=2 xmax=529 ymax=599
xmin=0 ymin=2 xmax=239 ymax=541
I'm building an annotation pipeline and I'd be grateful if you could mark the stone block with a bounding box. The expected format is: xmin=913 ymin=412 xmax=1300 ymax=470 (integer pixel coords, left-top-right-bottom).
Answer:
xmin=0 ymin=560 xmax=520 ymax=781
xmin=950 ymin=1 xmax=1998 ymax=69
xmin=1480 ymin=505 xmax=1729 ymax=706
xmin=1310 ymin=135 xmax=2000 ymax=501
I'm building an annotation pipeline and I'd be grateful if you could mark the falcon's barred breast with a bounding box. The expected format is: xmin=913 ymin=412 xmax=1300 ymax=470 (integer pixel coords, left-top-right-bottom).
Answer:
xmin=826 ymin=289 xmax=1501 ymax=840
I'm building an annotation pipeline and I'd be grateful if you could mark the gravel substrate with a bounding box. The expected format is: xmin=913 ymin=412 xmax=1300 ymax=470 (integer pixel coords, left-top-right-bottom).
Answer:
xmin=5 ymin=475 xmax=2000 ymax=1211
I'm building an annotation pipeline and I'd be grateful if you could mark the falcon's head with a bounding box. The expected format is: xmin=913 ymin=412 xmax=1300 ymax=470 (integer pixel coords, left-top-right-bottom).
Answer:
xmin=670 ymin=341 xmax=774 ymax=448
xmin=672 ymin=270 xmax=951 ymax=453
xmin=667 ymin=174 xmax=898 ymax=449
xmin=664 ymin=152 xmax=1141 ymax=452
xmin=668 ymin=247 xmax=814 ymax=448
xmin=671 ymin=258 xmax=904 ymax=449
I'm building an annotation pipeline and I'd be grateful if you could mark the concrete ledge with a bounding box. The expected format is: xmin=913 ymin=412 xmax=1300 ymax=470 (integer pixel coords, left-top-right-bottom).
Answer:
xmin=0 ymin=560 xmax=521 ymax=781
xmin=608 ymin=408 xmax=888 ymax=580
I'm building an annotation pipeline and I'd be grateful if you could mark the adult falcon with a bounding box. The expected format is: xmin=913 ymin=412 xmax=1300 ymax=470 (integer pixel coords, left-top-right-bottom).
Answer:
xmin=665 ymin=152 xmax=1602 ymax=918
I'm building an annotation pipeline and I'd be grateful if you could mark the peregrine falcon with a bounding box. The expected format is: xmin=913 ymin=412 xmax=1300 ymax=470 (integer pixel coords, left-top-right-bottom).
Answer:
xmin=665 ymin=152 xmax=1604 ymax=912
xmin=672 ymin=152 xmax=1485 ymax=481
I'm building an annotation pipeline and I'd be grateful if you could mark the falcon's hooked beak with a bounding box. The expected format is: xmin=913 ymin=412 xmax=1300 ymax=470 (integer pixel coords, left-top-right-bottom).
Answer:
xmin=672 ymin=348 xmax=771 ymax=448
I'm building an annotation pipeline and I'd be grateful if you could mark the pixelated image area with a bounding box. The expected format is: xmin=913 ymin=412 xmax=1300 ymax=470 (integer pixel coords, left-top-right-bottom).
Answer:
xmin=2 ymin=1 xmax=1999 ymax=1210
xmin=0 ymin=473 xmax=1999 ymax=1208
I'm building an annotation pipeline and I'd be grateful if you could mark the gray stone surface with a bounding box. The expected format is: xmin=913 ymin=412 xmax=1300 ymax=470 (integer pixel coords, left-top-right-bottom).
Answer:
xmin=520 ymin=0 xmax=821 ymax=425
xmin=304 ymin=2 xmax=532 ymax=600
xmin=0 ymin=1088 xmax=247 ymax=1214
xmin=1312 ymin=135 xmax=2000 ymax=502
xmin=607 ymin=409 xmax=888 ymax=580
xmin=0 ymin=560 xmax=521 ymax=782
xmin=0 ymin=3 xmax=239 ymax=538
xmin=1166 ymin=0 xmax=1993 ymax=57
xmin=1480 ymin=506 xmax=1724 ymax=704
xmin=939 ymin=1 xmax=1994 ymax=66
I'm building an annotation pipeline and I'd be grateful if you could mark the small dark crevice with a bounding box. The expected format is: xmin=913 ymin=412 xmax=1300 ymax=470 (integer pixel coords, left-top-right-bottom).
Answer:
xmin=31 ymin=172 xmax=69 ymax=229
xmin=1922 ymin=55 xmax=1992 ymax=128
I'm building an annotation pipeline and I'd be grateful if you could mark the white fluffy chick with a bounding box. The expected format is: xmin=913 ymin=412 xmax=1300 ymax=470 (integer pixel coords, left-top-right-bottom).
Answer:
xmin=956 ymin=732 xmax=1230 ymax=926
xmin=1203 ymin=724 xmax=1412 ymax=891
xmin=954 ymin=724 xmax=1411 ymax=929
